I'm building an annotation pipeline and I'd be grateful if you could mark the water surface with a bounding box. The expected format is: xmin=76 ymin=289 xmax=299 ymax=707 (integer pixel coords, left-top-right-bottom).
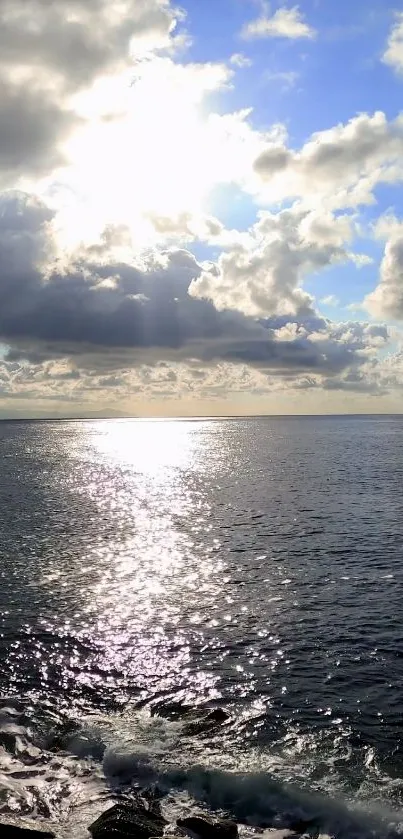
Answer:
xmin=1 ymin=416 xmax=403 ymax=837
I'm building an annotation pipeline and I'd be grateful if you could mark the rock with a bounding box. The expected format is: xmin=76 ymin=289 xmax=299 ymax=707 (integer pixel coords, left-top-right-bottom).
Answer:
xmin=288 ymin=820 xmax=317 ymax=836
xmin=0 ymin=729 xmax=20 ymax=753
xmin=151 ymin=704 xmax=230 ymax=729
xmin=177 ymin=816 xmax=238 ymax=839
xmin=47 ymin=719 xmax=81 ymax=751
xmin=141 ymin=786 xmax=166 ymax=812
xmin=0 ymin=825 xmax=55 ymax=839
xmin=203 ymin=710 xmax=229 ymax=725
xmin=182 ymin=709 xmax=230 ymax=736
xmin=89 ymin=798 xmax=167 ymax=839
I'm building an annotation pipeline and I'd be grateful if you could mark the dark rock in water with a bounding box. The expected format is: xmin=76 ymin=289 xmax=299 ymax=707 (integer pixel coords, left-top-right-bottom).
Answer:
xmin=142 ymin=783 xmax=165 ymax=803
xmin=0 ymin=729 xmax=20 ymax=753
xmin=0 ymin=825 xmax=55 ymax=838
xmin=89 ymin=798 xmax=167 ymax=839
xmin=140 ymin=785 xmax=166 ymax=814
xmin=150 ymin=702 xmax=230 ymax=732
xmin=47 ymin=719 xmax=81 ymax=751
xmin=182 ymin=709 xmax=230 ymax=736
xmin=203 ymin=709 xmax=229 ymax=725
xmin=288 ymin=819 xmax=317 ymax=835
xmin=177 ymin=815 xmax=238 ymax=839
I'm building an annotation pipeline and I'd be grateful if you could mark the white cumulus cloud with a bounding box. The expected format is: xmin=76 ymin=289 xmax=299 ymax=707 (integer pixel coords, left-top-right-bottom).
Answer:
xmin=365 ymin=235 xmax=403 ymax=320
xmin=242 ymin=4 xmax=316 ymax=41
xmin=383 ymin=12 xmax=403 ymax=76
xmin=252 ymin=111 xmax=403 ymax=210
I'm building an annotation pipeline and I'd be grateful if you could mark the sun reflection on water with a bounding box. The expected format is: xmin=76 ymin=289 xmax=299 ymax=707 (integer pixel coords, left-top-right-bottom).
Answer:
xmin=53 ymin=419 xmax=227 ymax=704
xmin=85 ymin=418 xmax=214 ymax=473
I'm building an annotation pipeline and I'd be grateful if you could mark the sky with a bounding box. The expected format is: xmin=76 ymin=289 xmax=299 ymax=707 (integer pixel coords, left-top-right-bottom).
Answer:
xmin=1 ymin=0 xmax=403 ymax=417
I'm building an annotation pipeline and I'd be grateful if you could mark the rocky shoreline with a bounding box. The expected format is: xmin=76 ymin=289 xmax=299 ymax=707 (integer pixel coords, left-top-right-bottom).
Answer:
xmin=0 ymin=794 xmax=328 ymax=839
xmin=0 ymin=706 xmax=352 ymax=839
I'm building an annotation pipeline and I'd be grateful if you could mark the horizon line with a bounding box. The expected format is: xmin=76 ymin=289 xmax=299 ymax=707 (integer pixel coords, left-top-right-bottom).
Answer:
xmin=0 ymin=412 xmax=403 ymax=423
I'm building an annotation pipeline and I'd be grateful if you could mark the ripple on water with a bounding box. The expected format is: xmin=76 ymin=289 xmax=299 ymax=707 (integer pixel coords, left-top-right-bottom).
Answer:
xmin=1 ymin=417 xmax=403 ymax=831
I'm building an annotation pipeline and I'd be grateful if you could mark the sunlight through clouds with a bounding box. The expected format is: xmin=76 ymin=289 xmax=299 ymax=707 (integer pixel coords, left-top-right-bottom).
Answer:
xmin=1 ymin=0 xmax=403 ymax=416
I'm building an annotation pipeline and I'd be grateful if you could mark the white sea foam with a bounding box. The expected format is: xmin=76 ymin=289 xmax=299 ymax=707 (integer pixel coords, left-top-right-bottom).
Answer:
xmin=1 ymin=701 xmax=403 ymax=839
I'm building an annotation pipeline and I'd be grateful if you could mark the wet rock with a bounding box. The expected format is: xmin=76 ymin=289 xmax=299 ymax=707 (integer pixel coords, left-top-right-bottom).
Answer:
xmin=150 ymin=702 xmax=230 ymax=731
xmin=288 ymin=820 xmax=317 ymax=836
xmin=89 ymin=797 xmax=167 ymax=839
xmin=0 ymin=728 xmax=21 ymax=753
xmin=182 ymin=709 xmax=230 ymax=736
xmin=203 ymin=710 xmax=229 ymax=726
xmin=47 ymin=719 xmax=81 ymax=751
xmin=142 ymin=783 xmax=165 ymax=803
xmin=177 ymin=815 xmax=238 ymax=839
xmin=0 ymin=825 xmax=55 ymax=839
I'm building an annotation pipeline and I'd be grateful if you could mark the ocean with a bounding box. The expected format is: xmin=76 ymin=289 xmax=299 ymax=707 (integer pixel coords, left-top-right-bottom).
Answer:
xmin=1 ymin=416 xmax=403 ymax=838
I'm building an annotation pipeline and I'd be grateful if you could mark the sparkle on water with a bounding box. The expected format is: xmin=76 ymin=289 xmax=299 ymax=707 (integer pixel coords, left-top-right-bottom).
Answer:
xmin=1 ymin=416 xmax=403 ymax=837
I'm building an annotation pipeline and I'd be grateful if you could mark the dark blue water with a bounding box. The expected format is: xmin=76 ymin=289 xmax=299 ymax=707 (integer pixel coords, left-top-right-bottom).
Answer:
xmin=1 ymin=416 xmax=403 ymax=837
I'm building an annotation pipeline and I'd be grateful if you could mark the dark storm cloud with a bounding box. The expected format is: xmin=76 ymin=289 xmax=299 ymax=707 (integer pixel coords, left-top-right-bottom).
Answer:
xmin=0 ymin=192 xmax=386 ymax=379
xmin=208 ymin=336 xmax=354 ymax=373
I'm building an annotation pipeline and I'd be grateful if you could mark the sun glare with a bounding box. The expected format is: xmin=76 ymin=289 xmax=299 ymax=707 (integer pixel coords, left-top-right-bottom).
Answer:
xmin=37 ymin=59 xmax=233 ymax=249
xmin=87 ymin=418 xmax=203 ymax=474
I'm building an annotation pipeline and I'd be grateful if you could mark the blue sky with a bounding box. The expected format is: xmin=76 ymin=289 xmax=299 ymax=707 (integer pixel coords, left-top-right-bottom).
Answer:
xmin=184 ymin=0 xmax=403 ymax=323
xmin=0 ymin=0 xmax=403 ymax=416
xmin=184 ymin=0 xmax=398 ymax=130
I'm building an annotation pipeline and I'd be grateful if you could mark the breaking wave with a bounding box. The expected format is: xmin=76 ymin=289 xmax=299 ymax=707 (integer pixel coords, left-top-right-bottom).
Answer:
xmin=1 ymin=699 xmax=402 ymax=839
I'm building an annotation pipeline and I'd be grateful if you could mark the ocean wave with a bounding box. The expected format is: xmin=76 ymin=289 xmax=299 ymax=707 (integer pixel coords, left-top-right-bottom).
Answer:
xmin=1 ymin=699 xmax=403 ymax=839
xmin=102 ymin=749 xmax=403 ymax=839
xmin=97 ymin=709 xmax=403 ymax=839
xmin=0 ymin=699 xmax=109 ymax=837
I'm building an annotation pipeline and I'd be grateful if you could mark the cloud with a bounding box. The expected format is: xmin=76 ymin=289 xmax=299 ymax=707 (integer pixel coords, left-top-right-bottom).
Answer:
xmin=320 ymin=295 xmax=340 ymax=307
xmin=147 ymin=211 xmax=254 ymax=250
xmin=0 ymin=191 xmax=385 ymax=395
xmin=189 ymin=205 xmax=358 ymax=318
xmin=230 ymin=53 xmax=252 ymax=68
xmin=0 ymin=0 xmax=178 ymax=89
xmin=0 ymin=0 xmax=399 ymax=414
xmin=264 ymin=70 xmax=299 ymax=89
xmin=346 ymin=302 xmax=366 ymax=313
xmin=382 ymin=12 xmax=403 ymax=76
xmin=372 ymin=212 xmax=403 ymax=241
xmin=0 ymin=75 xmax=82 ymax=189
xmin=377 ymin=350 xmax=403 ymax=390
xmin=364 ymin=235 xmax=403 ymax=320
xmin=323 ymin=347 xmax=403 ymax=396
xmin=42 ymin=57 xmax=245 ymax=244
xmin=148 ymin=211 xmax=225 ymax=241
xmin=0 ymin=0 xmax=182 ymax=187
xmin=241 ymin=4 xmax=316 ymax=40
xmin=252 ymin=111 xmax=403 ymax=210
